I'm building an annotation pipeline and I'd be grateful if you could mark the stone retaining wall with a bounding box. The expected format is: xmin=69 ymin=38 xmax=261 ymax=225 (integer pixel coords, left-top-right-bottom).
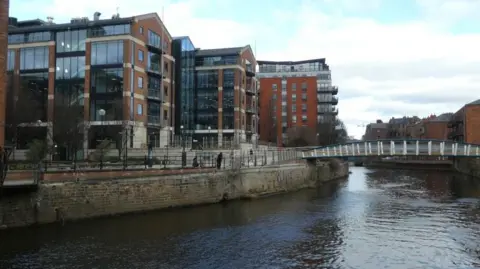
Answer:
xmin=0 ymin=161 xmax=349 ymax=229
xmin=454 ymin=158 xmax=480 ymax=178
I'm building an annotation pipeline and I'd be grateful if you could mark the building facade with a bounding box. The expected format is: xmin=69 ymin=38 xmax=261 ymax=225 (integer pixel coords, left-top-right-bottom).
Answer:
xmin=192 ymin=46 xmax=258 ymax=146
xmin=448 ymin=99 xmax=480 ymax=144
xmin=363 ymin=120 xmax=388 ymax=140
xmin=5 ymin=12 xmax=175 ymax=160
xmin=257 ymin=59 xmax=338 ymax=145
xmin=407 ymin=113 xmax=452 ymax=140
xmin=172 ymin=36 xmax=196 ymax=135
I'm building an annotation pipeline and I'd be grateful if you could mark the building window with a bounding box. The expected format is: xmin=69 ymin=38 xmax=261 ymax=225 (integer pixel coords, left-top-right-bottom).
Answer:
xmin=292 ymin=115 xmax=297 ymax=123
xmin=197 ymin=70 xmax=219 ymax=88
xmin=138 ymin=77 xmax=143 ymax=89
xmin=302 ymin=104 xmax=307 ymax=112
xmin=89 ymin=24 xmax=130 ymax=38
xmin=8 ymin=32 xmax=52 ymax=44
xmin=302 ymin=93 xmax=307 ymax=100
xmin=292 ymin=94 xmax=297 ymax=102
xmin=164 ymin=62 xmax=168 ymax=73
xmin=17 ymin=72 xmax=49 ymax=123
xmin=20 ymin=47 xmax=49 ymax=70
xmin=137 ymin=104 xmax=143 ymax=115
xmin=56 ymin=56 xmax=86 ymax=79
xmin=292 ymin=83 xmax=297 ymax=91
xmin=147 ymin=52 xmax=161 ymax=73
xmin=91 ymin=40 xmax=124 ymax=65
xmin=139 ymin=27 xmax=144 ymax=35
xmin=7 ymin=49 xmax=15 ymax=71
xmin=302 ymin=115 xmax=307 ymax=122
xmin=301 ymin=82 xmax=307 ymax=91
xmin=223 ymin=69 xmax=235 ymax=88
xmin=272 ymin=84 xmax=277 ymax=91
xmin=292 ymin=104 xmax=297 ymax=112
xmin=90 ymin=68 xmax=123 ymax=94
xmin=164 ymin=85 xmax=168 ymax=97
xmin=163 ymin=109 xmax=168 ymax=120
xmin=56 ymin=30 xmax=87 ymax=53
xmin=138 ymin=50 xmax=144 ymax=62
xmin=148 ymin=30 xmax=161 ymax=49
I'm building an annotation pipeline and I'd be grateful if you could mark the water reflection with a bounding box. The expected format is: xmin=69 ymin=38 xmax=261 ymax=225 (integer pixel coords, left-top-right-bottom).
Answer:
xmin=2 ymin=168 xmax=480 ymax=268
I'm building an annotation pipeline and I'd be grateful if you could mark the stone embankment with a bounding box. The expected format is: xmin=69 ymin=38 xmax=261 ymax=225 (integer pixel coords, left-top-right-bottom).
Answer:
xmin=0 ymin=160 xmax=349 ymax=229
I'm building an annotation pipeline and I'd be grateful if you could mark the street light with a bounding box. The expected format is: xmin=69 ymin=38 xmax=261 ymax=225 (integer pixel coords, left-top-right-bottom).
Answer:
xmin=208 ymin=126 xmax=211 ymax=148
xmin=98 ymin=109 xmax=106 ymax=170
xmin=180 ymin=125 xmax=186 ymax=167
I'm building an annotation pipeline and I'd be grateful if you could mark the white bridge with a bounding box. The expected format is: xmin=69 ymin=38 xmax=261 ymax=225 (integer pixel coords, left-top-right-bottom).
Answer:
xmin=301 ymin=139 xmax=480 ymax=159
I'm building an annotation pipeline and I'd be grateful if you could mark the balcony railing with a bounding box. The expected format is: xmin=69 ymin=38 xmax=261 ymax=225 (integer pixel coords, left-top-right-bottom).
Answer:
xmin=148 ymin=89 xmax=162 ymax=100
xmin=246 ymin=87 xmax=256 ymax=94
xmin=246 ymin=106 xmax=257 ymax=114
xmin=332 ymin=86 xmax=338 ymax=95
xmin=148 ymin=115 xmax=161 ymax=125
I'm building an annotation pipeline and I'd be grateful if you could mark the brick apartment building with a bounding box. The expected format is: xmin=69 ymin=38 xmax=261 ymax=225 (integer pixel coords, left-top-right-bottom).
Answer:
xmin=407 ymin=113 xmax=452 ymax=140
xmin=387 ymin=116 xmax=419 ymax=139
xmin=5 ymin=12 xmax=175 ymax=159
xmin=448 ymin=99 xmax=480 ymax=144
xmin=257 ymin=58 xmax=338 ymax=145
xmin=363 ymin=120 xmax=388 ymax=140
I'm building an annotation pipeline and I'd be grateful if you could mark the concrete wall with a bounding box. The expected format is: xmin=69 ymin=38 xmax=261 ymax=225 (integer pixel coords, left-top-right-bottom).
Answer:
xmin=454 ymin=158 xmax=480 ymax=178
xmin=0 ymin=161 xmax=348 ymax=229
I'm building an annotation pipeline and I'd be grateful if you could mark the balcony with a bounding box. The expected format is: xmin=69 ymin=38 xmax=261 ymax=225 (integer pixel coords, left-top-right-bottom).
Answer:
xmin=246 ymin=66 xmax=255 ymax=77
xmin=317 ymin=86 xmax=338 ymax=95
xmin=317 ymin=96 xmax=338 ymax=105
xmin=246 ymin=87 xmax=256 ymax=95
xmin=147 ymin=115 xmax=161 ymax=126
xmin=246 ymin=106 xmax=257 ymax=114
xmin=147 ymin=89 xmax=162 ymax=101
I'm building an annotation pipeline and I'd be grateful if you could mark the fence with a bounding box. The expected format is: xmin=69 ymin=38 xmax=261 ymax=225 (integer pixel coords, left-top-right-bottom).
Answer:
xmin=5 ymin=148 xmax=303 ymax=174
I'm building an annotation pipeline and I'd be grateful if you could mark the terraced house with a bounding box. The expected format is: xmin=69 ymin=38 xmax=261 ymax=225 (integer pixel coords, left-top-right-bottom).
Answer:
xmin=5 ymin=12 xmax=174 ymax=160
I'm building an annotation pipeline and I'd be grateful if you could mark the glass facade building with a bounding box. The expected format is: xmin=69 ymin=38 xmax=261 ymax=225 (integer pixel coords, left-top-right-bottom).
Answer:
xmin=172 ymin=37 xmax=196 ymax=133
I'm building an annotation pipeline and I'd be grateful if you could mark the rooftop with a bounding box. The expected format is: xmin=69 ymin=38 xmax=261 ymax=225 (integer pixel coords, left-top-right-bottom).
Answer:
xmin=195 ymin=46 xmax=246 ymax=57
xmin=257 ymin=58 xmax=326 ymax=65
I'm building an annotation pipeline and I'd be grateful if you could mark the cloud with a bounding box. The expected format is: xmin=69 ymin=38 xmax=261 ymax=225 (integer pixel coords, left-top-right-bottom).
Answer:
xmin=10 ymin=0 xmax=480 ymax=140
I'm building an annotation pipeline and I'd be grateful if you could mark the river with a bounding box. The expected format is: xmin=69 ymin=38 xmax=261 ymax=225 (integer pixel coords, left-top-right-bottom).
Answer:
xmin=2 ymin=167 xmax=480 ymax=269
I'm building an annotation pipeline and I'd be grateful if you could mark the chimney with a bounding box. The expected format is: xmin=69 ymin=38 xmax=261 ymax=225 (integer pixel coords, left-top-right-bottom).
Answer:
xmin=94 ymin=12 xmax=101 ymax=21
xmin=47 ymin=16 xmax=54 ymax=24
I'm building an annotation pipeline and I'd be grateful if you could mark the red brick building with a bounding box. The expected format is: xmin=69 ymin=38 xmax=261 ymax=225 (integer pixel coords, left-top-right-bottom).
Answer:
xmin=257 ymin=59 xmax=338 ymax=145
xmin=448 ymin=99 xmax=480 ymax=144
xmin=407 ymin=113 xmax=452 ymax=140
xmin=363 ymin=121 xmax=389 ymax=140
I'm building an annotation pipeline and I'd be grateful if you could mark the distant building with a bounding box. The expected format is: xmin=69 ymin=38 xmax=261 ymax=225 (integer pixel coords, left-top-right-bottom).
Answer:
xmin=387 ymin=116 xmax=419 ymax=139
xmin=448 ymin=99 xmax=480 ymax=144
xmin=363 ymin=121 xmax=388 ymax=140
xmin=407 ymin=113 xmax=452 ymax=140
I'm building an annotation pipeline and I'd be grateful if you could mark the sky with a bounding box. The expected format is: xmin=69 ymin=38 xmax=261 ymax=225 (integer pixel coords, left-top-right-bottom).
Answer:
xmin=9 ymin=0 xmax=480 ymax=139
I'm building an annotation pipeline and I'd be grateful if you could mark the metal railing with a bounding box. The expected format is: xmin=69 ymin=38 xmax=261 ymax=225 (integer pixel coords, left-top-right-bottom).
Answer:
xmin=302 ymin=139 xmax=480 ymax=158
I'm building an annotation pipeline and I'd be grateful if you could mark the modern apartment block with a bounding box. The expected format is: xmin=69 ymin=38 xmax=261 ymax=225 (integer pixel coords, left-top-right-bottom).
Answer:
xmin=257 ymin=58 xmax=338 ymax=145
xmin=5 ymin=12 xmax=174 ymax=159
xmin=188 ymin=46 xmax=258 ymax=146
xmin=448 ymin=99 xmax=480 ymax=144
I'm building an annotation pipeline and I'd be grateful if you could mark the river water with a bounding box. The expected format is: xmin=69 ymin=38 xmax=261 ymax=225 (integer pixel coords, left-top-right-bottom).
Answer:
xmin=2 ymin=167 xmax=480 ymax=269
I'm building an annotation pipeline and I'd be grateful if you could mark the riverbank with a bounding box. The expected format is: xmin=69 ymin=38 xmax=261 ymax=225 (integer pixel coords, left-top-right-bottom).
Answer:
xmin=0 ymin=160 xmax=349 ymax=229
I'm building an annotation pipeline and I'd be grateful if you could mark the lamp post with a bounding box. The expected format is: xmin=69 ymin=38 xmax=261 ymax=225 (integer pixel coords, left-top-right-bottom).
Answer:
xmin=181 ymin=125 xmax=186 ymax=167
xmin=208 ymin=126 xmax=211 ymax=148
xmin=165 ymin=126 xmax=173 ymax=168
xmin=98 ymin=109 xmax=106 ymax=170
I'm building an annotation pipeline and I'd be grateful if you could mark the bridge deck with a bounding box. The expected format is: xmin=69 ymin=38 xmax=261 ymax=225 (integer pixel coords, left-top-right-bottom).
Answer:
xmin=302 ymin=140 xmax=480 ymax=159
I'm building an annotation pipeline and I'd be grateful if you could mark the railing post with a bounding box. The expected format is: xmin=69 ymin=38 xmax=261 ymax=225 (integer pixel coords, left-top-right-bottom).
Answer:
xmin=464 ymin=145 xmax=467 ymax=156
xmin=314 ymin=149 xmax=317 ymax=157
xmin=333 ymin=146 xmax=337 ymax=156
xmin=377 ymin=141 xmax=380 ymax=155
xmin=467 ymin=145 xmax=471 ymax=156
xmin=326 ymin=147 xmax=330 ymax=156
xmin=368 ymin=142 xmax=372 ymax=155
xmin=380 ymin=141 xmax=384 ymax=155
xmin=427 ymin=141 xmax=432 ymax=155
xmin=454 ymin=143 xmax=458 ymax=156
xmin=403 ymin=140 xmax=407 ymax=155
xmin=390 ymin=140 xmax=395 ymax=155
xmin=356 ymin=144 xmax=360 ymax=155
xmin=344 ymin=145 xmax=348 ymax=156
xmin=476 ymin=146 xmax=479 ymax=156
xmin=339 ymin=145 xmax=343 ymax=156
xmin=440 ymin=142 xmax=444 ymax=156
xmin=364 ymin=142 xmax=368 ymax=155
xmin=415 ymin=140 xmax=419 ymax=156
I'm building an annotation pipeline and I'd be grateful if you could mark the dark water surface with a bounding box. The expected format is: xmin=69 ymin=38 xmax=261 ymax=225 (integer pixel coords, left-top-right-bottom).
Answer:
xmin=2 ymin=167 xmax=480 ymax=269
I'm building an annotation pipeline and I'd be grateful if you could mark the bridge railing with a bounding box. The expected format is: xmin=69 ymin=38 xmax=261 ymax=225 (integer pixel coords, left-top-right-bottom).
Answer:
xmin=302 ymin=139 xmax=480 ymax=158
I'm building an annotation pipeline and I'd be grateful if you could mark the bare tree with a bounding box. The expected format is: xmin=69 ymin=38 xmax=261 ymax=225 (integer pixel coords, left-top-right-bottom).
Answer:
xmin=317 ymin=117 xmax=348 ymax=146
xmin=285 ymin=126 xmax=317 ymax=147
